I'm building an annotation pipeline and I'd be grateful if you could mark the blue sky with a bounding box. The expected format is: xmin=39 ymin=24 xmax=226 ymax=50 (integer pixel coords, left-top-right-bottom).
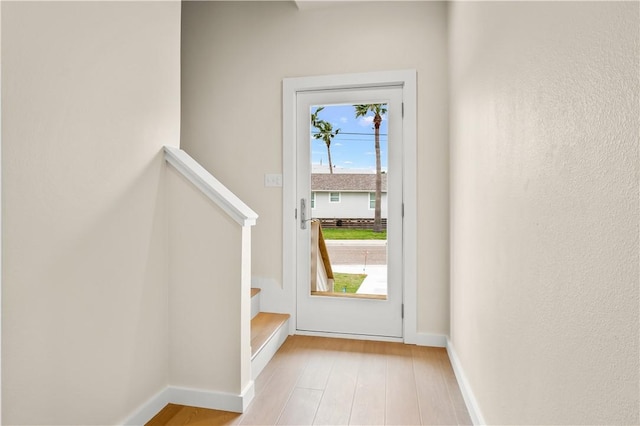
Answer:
xmin=310 ymin=104 xmax=388 ymax=172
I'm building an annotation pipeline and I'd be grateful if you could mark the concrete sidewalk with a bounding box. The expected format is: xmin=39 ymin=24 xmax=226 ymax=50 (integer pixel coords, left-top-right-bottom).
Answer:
xmin=332 ymin=264 xmax=388 ymax=296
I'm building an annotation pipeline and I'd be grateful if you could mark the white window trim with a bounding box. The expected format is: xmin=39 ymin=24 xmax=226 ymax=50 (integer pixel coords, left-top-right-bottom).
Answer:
xmin=368 ymin=192 xmax=375 ymax=210
xmin=311 ymin=192 xmax=316 ymax=209
xmin=281 ymin=69 xmax=418 ymax=344
xmin=329 ymin=192 xmax=340 ymax=203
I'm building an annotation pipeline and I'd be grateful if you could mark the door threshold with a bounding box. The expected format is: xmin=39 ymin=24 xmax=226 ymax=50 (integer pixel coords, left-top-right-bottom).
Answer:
xmin=310 ymin=291 xmax=387 ymax=300
xmin=295 ymin=329 xmax=403 ymax=343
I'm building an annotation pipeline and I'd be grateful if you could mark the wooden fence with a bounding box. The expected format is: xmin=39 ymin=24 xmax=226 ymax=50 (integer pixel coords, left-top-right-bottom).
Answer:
xmin=316 ymin=218 xmax=388 ymax=230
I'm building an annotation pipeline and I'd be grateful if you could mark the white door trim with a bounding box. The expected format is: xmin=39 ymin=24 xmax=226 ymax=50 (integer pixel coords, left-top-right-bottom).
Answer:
xmin=1 ymin=3 xmax=4 ymax=417
xmin=296 ymin=86 xmax=403 ymax=338
xmin=282 ymin=70 xmax=418 ymax=343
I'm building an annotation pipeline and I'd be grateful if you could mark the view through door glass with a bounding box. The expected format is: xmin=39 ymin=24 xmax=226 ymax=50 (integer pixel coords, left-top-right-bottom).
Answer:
xmin=308 ymin=103 xmax=389 ymax=299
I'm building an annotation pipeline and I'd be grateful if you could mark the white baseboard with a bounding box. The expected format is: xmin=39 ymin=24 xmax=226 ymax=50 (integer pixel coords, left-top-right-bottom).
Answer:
xmin=121 ymin=382 xmax=255 ymax=425
xmin=446 ymin=338 xmax=486 ymax=426
xmin=408 ymin=332 xmax=448 ymax=347
xmin=121 ymin=387 xmax=171 ymax=425
xmin=167 ymin=383 xmax=255 ymax=413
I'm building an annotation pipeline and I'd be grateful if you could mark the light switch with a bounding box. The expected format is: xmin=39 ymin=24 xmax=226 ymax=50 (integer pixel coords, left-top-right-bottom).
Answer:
xmin=264 ymin=174 xmax=282 ymax=187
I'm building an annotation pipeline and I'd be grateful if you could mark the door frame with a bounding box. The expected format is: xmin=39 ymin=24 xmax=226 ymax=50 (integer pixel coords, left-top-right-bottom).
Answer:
xmin=282 ymin=70 xmax=418 ymax=343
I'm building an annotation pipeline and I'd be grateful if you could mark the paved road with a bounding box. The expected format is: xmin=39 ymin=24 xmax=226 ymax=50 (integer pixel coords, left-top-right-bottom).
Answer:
xmin=325 ymin=240 xmax=387 ymax=265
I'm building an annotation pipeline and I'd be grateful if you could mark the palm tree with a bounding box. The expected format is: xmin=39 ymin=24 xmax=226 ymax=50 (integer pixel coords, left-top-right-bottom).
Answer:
xmin=311 ymin=106 xmax=340 ymax=174
xmin=354 ymin=103 xmax=387 ymax=232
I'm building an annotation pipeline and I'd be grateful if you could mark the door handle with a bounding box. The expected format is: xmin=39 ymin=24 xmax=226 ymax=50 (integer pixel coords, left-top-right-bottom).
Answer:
xmin=300 ymin=198 xmax=307 ymax=229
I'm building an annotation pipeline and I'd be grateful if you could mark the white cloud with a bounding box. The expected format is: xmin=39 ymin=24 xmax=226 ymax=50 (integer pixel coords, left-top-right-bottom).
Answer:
xmin=340 ymin=117 xmax=348 ymax=123
xmin=358 ymin=116 xmax=374 ymax=127
xmin=343 ymin=161 xmax=353 ymax=164
xmin=358 ymin=114 xmax=387 ymax=127
xmin=334 ymin=142 xmax=342 ymax=146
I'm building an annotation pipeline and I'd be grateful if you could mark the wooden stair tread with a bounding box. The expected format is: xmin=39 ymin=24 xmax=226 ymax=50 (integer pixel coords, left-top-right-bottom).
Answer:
xmin=251 ymin=287 xmax=261 ymax=298
xmin=251 ymin=312 xmax=290 ymax=359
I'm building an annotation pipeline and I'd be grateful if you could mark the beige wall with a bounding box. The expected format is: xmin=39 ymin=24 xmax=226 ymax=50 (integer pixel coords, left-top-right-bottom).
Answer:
xmin=449 ymin=2 xmax=639 ymax=424
xmin=2 ymin=2 xmax=181 ymax=424
xmin=181 ymin=1 xmax=450 ymax=335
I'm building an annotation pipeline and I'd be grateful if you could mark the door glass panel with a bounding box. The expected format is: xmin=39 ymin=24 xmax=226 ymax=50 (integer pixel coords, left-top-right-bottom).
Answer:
xmin=309 ymin=103 xmax=389 ymax=299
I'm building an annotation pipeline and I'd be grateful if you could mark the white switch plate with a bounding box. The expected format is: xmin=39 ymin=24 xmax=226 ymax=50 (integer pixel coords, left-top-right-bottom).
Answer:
xmin=264 ymin=174 xmax=283 ymax=187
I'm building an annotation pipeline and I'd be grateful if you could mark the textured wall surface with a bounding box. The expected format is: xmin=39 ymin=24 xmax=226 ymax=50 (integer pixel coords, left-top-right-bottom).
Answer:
xmin=449 ymin=2 xmax=639 ymax=424
xmin=181 ymin=0 xmax=450 ymax=335
xmin=2 ymin=2 xmax=181 ymax=423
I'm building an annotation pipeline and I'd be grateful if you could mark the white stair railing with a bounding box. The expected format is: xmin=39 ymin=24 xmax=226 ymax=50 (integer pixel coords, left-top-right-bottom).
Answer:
xmin=164 ymin=145 xmax=258 ymax=413
xmin=164 ymin=145 xmax=258 ymax=226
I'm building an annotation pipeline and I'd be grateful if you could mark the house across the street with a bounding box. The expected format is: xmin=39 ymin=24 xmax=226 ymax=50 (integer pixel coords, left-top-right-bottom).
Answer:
xmin=311 ymin=173 xmax=387 ymax=228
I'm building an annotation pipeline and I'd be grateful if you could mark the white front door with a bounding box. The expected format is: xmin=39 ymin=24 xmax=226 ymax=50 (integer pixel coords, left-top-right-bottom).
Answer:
xmin=295 ymin=86 xmax=403 ymax=339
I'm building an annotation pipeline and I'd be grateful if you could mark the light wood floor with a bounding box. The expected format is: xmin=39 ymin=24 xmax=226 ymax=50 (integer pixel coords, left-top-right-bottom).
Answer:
xmin=147 ymin=335 xmax=472 ymax=425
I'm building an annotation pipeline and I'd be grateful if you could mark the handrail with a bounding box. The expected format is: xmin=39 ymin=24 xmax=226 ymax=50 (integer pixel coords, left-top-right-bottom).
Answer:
xmin=315 ymin=220 xmax=333 ymax=280
xmin=310 ymin=219 xmax=334 ymax=292
xmin=164 ymin=145 xmax=258 ymax=227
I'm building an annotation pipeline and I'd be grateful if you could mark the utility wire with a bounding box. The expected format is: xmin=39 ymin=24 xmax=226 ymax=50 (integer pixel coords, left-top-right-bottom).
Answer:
xmin=311 ymin=131 xmax=388 ymax=136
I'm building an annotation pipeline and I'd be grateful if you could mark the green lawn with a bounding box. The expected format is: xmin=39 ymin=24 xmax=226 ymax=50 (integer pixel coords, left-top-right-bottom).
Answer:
xmin=322 ymin=228 xmax=387 ymax=240
xmin=333 ymin=272 xmax=367 ymax=293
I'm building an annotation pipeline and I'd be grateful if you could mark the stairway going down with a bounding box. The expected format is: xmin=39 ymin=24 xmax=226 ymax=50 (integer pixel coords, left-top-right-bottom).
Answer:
xmin=250 ymin=288 xmax=290 ymax=380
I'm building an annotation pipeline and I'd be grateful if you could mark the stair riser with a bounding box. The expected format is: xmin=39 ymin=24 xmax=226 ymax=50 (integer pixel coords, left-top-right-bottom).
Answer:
xmin=251 ymin=292 xmax=260 ymax=320
xmin=251 ymin=318 xmax=289 ymax=381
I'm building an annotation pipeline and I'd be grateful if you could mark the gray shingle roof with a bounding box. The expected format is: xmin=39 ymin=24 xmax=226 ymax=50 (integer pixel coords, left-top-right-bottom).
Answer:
xmin=311 ymin=173 xmax=387 ymax=192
